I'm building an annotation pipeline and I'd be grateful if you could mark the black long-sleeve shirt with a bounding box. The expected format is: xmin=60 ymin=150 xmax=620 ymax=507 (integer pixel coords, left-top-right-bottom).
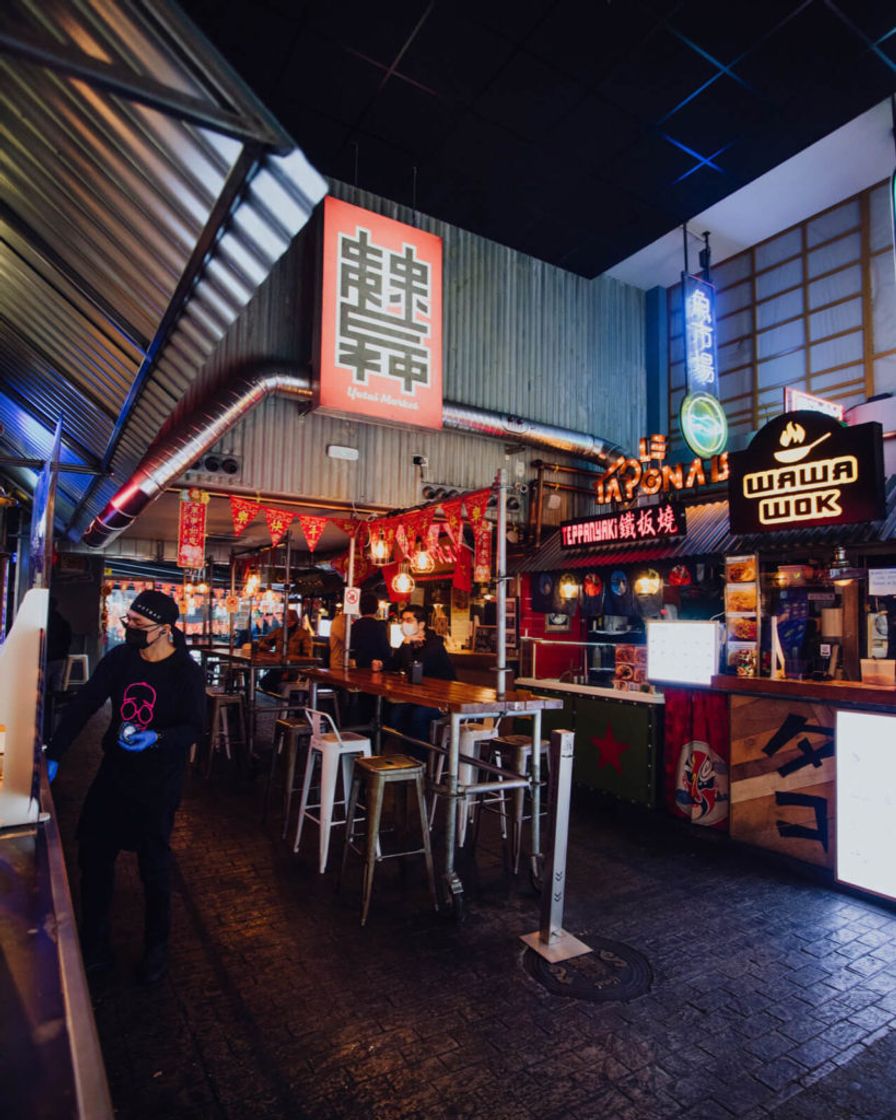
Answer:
xmin=392 ymin=632 xmax=456 ymax=681
xmin=47 ymin=643 xmax=205 ymax=773
xmin=349 ymin=616 xmax=391 ymax=668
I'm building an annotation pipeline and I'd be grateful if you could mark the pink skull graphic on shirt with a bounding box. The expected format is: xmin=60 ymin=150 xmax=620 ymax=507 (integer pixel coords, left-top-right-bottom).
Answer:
xmin=120 ymin=682 xmax=157 ymax=729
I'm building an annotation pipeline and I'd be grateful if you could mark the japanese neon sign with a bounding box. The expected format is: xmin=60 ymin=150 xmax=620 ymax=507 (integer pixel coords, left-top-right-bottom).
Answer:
xmin=561 ymin=501 xmax=686 ymax=549
xmin=682 ymin=273 xmax=719 ymax=398
xmin=316 ymin=197 xmax=443 ymax=430
xmin=594 ymin=433 xmax=728 ymax=504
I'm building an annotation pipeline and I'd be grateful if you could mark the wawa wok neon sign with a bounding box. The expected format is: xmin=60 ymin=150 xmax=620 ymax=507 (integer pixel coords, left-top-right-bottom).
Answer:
xmin=728 ymin=411 xmax=885 ymax=533
xmin=594 ymin=433 xmax=728 ymax=505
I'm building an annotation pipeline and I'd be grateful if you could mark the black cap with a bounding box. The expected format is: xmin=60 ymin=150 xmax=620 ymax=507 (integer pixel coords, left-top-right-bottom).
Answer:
xmin=130 ymin=589 xmax=179 ymax=625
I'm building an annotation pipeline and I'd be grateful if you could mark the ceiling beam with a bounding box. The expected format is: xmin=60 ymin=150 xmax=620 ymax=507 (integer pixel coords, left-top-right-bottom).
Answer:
xmin=0 ymin=382 xmax=102 ymax=469
xmin=0 ymin=455 xmax=107 ymax=476
xmin=0 ymin=30 xmax=288 ymax=151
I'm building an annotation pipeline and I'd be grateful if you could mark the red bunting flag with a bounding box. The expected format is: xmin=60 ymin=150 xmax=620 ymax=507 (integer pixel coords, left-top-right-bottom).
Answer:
xmin=330 ymin=517 xmax=361 ymax=537
xmin=229 ymin=495 xmax=260 ymax=537
xmin=298 ymin=514 xmax=328 ymax=552
xmin=441 ymin=497 xmax=464 ymax=548
xmin=177 ymin=488 xmax=209 ymax=568
xmin=464 ymin=488 xmax=492 ymax=528
xmin=452 ymin=542 xmax=472 ymax=592
xmin=264 ymin=506 xmax=295 ymax=548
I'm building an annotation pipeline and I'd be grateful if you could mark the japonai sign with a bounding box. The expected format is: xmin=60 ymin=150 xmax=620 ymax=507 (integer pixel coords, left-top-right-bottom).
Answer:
xmin=316 ymin=197 xmax=443 ymax=430
xmin=728 ymin=411 xmax=884 ymax=533
xmin=561 ymin=501 xmax=686 ymax=549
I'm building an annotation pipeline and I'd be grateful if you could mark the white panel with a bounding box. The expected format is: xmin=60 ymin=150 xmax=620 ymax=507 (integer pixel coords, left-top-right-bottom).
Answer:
xmin=756 ymin=257 xmax=802 ymax=300
xmin=754 ymin=227 xmax=801 ymax=271
xmin=717 ymin=279 xmax=752 ymax=317
xmin=719 ymin=337 xmax=752 ymax=373
xmin=757 ymin=319 xmax=804 ymax=360
xmin=756 ymin=287 xmax=803 ymax=330
xmin=808 ymin=264 xmax=862 ymax=309
xmin=717 ymin=307 xmax=752 ymax=346
xmin=873 ymin=353 xmax=896 ymax=396
xmin=713 ymin=252 xmax=751 ymax=288
xmin=812 ymin=363 xmax=864 ymax=394
xmin=871 ymin=253 xmax=896 ymax=354
xmin=807 ymin=199 xmax=860 ymax=247
xmin=719 ymin=365 xmax=754 ymax=402
xmin=808 ymin=232 xmax=860 ymax=279
xmin=868 ymin=182 xmax=893 ymax=254
xmin=810 ymin=332 xmax=863 ymax=373
xmin=809 ymin=297 xmax=863 ymax=342
xmin=758 ymin=350 xmax=805 ymax=388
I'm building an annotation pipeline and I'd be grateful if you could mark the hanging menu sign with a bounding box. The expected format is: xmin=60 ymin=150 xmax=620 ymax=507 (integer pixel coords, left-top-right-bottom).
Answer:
xmin=682 ymin=273 xmax=719 ymax=398
xmin=561 ymin=501 xmax=686 ymax=549
xmin=728 ymin=411 xmax=884 ymax=533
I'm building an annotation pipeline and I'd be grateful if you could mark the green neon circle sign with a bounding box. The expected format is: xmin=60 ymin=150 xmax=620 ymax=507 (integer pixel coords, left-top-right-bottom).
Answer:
xmin=680 ymin=392 xmax=728 ymax=457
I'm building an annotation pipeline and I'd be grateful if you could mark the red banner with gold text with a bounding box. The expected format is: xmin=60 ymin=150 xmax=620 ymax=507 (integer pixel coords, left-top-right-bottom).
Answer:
xmin=264 ymin=506 xmax=295 ymax=548
xmin=177 ymin=489 xmax=209 ymax=568
xmin=229 ymin=496 xmax=260 ymax=537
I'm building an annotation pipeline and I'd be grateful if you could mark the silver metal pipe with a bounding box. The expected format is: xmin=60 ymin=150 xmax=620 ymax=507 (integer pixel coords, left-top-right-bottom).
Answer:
xmin=495 ymin=467 xmax=508 ymax=697
xmin=82 ymin=362 xmax=625 ymax=549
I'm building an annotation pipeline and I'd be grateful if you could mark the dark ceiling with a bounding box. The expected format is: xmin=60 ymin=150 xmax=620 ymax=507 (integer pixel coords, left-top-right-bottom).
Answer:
xmin=179 ymin=0 xmax=896 ymax=279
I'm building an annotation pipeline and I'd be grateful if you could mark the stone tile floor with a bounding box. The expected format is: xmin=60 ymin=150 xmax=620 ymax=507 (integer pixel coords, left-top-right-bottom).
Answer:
xmin=51 ymin=710 xmax=896 ymax=1119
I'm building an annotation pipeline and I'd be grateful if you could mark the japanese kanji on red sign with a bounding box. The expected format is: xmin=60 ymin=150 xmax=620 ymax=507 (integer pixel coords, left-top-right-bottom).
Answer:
xmin=560 ymin=501 xmax=687 ymax=549
xmin=177 ymin=489 xmax=209 ymax=568
xmin=229 ymin=495 xmax=260 ymax=537
xmin=298 ymin=514 xmax=327 ymax=552
xmin=316 ymin=197 xmax=443 ymax=431
xmin=264 ymin=506 xmax=295 ymax=548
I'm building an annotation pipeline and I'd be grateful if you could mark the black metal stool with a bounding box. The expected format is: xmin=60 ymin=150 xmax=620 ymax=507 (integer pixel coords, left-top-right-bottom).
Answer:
xmin=341 ymin=754 xmax=438 ymax=926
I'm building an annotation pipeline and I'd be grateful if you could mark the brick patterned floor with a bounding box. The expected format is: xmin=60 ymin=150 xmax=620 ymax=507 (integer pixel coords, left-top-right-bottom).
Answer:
xmin=51 ymin=709 xmax=896 ymax=1119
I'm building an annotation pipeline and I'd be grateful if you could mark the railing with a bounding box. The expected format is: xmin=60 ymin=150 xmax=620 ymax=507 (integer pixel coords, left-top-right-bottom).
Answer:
xmin=519 ymin=635 xmax=620 ymax=681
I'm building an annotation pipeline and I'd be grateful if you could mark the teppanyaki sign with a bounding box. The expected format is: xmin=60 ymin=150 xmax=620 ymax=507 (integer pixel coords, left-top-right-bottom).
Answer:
xmin=728 ymin=411 xmax=885 ymax=533
xmin=594 ymin=433 xmax=729 ymax=505
xmin=562 ymin=501 xmax=687 ymax=549
xmin=315 ymin=197 xmax=443 ymax=430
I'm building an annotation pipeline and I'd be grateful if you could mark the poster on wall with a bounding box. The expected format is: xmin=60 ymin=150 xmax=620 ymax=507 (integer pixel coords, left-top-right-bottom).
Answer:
xmin=316 ymin=196 xmax=443 ymax=431
xmin=663 ymin=688 xmax=730 ymax=828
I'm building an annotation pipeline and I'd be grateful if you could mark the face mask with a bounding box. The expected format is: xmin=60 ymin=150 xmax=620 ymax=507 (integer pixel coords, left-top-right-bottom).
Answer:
xmin=401 ymin=621 xmax=419 ymax=638
xmin=125 ymin=625 xmax=160 ymax=650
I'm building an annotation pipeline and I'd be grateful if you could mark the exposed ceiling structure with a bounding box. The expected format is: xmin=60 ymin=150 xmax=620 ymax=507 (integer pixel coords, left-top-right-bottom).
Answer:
xmin=180 ymin=0 xmax=896 ymax=279
xmin=0 ymin=0 xmax=326 ymax=534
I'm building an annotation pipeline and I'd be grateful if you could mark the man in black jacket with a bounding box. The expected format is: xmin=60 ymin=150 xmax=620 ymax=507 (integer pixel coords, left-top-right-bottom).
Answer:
xmin=46 ymin=590 xmax=205 ymax=984
xmin=389 ymin=603 xmax=455 ymax=754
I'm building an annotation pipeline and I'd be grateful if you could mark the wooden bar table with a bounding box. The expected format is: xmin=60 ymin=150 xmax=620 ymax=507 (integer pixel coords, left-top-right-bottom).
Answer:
xmin=302 ymin=666 xmax=563 ymax=916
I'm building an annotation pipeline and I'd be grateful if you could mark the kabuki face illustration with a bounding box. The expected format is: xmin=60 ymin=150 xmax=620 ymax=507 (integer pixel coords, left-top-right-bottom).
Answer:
xmin=120 ymin=681 xmax=157 ymax=729
xmin=675 ymin=739 xmax=729 ymax=826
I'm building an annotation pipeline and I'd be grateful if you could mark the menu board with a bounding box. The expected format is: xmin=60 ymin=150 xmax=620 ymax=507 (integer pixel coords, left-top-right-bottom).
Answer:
xmin=725 ymin=553 xmax=760 ymax=676
xmin=836 ymin=711 xmax=896 ymax=902
xmin=646 ymin=621 xmax=721 ymax=686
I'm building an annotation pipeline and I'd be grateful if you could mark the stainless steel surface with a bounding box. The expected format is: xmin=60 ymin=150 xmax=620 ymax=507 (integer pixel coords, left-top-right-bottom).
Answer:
xmin=496 ymin=468 xmax=508 ymax=697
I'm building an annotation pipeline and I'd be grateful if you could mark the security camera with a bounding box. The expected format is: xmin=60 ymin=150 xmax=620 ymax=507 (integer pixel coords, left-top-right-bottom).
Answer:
xmin=518 ymin=483 xmax=528 ymax=495
xmin=412 ymin=454 xmax=428 ymax=468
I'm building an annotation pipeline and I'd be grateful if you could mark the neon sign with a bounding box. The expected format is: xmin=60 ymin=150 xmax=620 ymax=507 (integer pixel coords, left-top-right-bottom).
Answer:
xmin=561 ymin=501 xmax=686 ymax=549
xmin=683 ymin=274 xmax=719 ymax=397
xmin=728 ymin=411 xmax=884 ymax=533
xmin=595 ymin=433 xmax=728 ymax=505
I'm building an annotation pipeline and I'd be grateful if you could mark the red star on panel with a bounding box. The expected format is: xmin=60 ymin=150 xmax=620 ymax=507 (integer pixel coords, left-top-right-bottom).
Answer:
xmin=592 ymin=724 xmax=631 ymax=775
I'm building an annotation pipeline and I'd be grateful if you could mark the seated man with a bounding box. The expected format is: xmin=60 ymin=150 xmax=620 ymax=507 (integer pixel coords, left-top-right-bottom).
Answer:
xmin=346 ymin=592 xmax=392 ymax=725
xmin=389 ymin=604 xmax=456 ymax=755
xmin=257 ymin=609 xmax=314 ymax=693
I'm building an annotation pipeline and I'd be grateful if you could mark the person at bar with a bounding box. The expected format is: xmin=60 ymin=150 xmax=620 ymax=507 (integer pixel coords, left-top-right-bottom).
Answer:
xmin=389 ymin=603 xmax=456 ymax=754
xmin=257 ymin=607 xmax=314 ymax=692
xmin=45 ymin=590 xmax=205 ymax=984
xmin=346 ymin=592 xmax=392 ymax=725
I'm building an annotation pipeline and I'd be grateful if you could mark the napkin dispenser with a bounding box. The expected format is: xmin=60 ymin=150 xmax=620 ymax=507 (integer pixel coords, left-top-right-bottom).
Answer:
xmin=409 ymin=661 xmax=424 ymax=684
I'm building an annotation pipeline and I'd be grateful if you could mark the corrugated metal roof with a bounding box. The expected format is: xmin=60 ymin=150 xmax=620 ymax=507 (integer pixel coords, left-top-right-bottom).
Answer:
xmin=514 ymin=480 xmax=896 ymax=572
xmin=0 ymin=0 xmax=326 ymax=536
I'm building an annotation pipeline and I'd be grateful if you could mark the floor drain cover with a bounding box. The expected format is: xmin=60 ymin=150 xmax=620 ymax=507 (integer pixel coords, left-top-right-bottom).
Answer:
xmin=524 ymin=937 xmax=652 ymax=1002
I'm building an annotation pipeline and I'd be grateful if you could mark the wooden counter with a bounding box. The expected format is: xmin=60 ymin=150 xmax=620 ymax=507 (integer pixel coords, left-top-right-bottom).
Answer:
xmin=710 ymin=674 xmax=896 ymax=711
xmin=450 ymin=650 xmax=519 ymax=687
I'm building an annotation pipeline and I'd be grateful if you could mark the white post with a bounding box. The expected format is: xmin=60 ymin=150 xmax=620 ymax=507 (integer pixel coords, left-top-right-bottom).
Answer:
xmin=343 ymin=530 xmax=355 ymax=669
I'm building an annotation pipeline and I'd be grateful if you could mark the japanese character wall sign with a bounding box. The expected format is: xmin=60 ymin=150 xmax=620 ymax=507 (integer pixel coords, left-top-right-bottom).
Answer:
xmin=316 ymin=197 xmax=443 ymax=430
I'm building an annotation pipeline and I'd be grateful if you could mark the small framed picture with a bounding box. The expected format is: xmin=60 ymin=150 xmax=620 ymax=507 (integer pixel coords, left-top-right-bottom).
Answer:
xmin=545 ymin=613 xmax=571 ymax=632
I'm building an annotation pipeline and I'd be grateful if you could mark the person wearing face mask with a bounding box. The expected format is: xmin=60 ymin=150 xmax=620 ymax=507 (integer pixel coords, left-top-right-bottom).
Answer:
xmin=45 ymin=590 xmax=205 ymax=984
xmin=388 ymin=604 xmax=456 ymax=755
xmin=257 ymin=607 xmax=314 ymax=692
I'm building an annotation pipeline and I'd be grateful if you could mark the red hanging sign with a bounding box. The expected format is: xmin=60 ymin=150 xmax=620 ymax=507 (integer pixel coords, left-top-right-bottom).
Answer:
xmin=177 ymin=489 xmax=209 ymax=568
xmin=264 ymin=506 xmax=295 ymax=548
xmin=330 ymin=516 xmax=361 ymax=537
xmin=298 ymin=514 xmax=328 ymax=552
xmin=229 ymin=495 xmax=260 ymax=537
xmin=473 ymin=522 xmax=493 ymax=583
xmin=464 ymin=488 xmax=491 ymax=527
xmin=441 ymin=498 xmax=464 ymax=548
xmin=452 ymin=543 xmax=472 ymax=592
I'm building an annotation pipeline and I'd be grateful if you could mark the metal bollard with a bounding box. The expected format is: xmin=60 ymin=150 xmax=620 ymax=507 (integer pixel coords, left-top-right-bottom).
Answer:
xmin=520 ymin=729 xmax=592 ymax=962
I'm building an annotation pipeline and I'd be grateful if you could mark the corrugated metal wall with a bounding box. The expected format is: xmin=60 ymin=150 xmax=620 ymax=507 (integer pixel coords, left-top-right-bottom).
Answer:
xmin=181 ymin=179 xmax=646 ymax=514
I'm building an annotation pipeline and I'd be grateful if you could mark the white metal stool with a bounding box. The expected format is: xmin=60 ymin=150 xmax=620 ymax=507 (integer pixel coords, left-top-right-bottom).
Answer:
xmin=486 ymin=733 xmax=550 ymax=874
xmin=428 ymin=721 xmax=496 ymax=846
xmin=294 ymin=708 xmax=372 ymax=873
xmin=62 ymin=654 xmax=90 ymax=688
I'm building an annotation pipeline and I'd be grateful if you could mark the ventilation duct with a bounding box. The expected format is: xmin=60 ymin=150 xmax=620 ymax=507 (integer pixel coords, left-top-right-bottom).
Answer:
xmin=81 ymin=362 xmax=625 ymax=549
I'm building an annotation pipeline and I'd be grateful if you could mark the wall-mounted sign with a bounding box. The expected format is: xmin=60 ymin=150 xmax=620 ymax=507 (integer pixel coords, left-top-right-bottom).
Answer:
xmin=728 ymin=410 xmax=884 ymax=533
xmin=868 ymin=569 xmax=896 ymax=597
xmin=680 ymin=391 xmax=727 ymax=457
xmin=595 ymin=433 xmax=727 ymax=504
xmin=837 ymin=710 xmax=896 ymax=901
xmin=561 ymin=501 xmax=686 ymax=549
xmin=783 ymin=386 xmax=844 ymax=421
xmin=682 ymin=273 xmax=719 ymax=398
xmin=316 ymin=197 xmax=443 ymax=430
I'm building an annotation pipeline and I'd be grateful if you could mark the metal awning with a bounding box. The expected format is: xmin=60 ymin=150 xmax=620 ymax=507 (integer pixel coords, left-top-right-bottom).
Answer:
xmin=0 ymin=0 xmax=326 ymax=535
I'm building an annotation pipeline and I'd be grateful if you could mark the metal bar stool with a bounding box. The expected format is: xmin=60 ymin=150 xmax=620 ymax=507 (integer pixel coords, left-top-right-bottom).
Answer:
xmin=341 ymin=754 xmax=438 ymax=926
xmin=205 ymin=687 xmax=248 ymax=777
xmin=62 ymin=654 xmax=90 ymax=689
xmin=485 ymin=733 xmax=550 ymax=874
xmin=293 ymin=708 xmax=372 ymax=873
xmin=264 ymin=716 xmax=310 ymax=835
xmin=428 ymin=721 xmax=497 ymax=845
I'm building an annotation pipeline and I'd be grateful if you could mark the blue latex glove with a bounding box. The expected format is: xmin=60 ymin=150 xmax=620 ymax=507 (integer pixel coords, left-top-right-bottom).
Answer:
xmin=118 ymin=728 xmax=158 ymax=752
xmin=47 ymin=759 xmax=59 ymax=783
